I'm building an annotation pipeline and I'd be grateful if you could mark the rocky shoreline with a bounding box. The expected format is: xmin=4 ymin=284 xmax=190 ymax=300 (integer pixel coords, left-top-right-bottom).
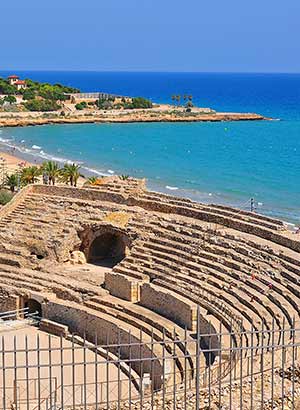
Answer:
xmin=0 ymin=110 xmax=269 ymax=128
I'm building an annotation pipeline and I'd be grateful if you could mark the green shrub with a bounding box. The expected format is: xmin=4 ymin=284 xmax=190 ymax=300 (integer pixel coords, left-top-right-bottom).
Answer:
xmin=22 ymin=88 xmax=36 ymax=100
xmin=123 ymin=97 xmax=152 ymax=109
xmin=4 ymin=95 xmax=17 ymax=104
xmin=0 ymin=190 xmax=13 ymax=205
xmin=24 ymin=99 xmax=60 ymax=112
xmin=75 ymin=101 xmax=87 ymax=110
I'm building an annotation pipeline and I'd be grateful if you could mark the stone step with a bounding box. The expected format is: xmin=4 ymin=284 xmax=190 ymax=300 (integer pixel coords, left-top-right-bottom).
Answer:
xmin=84 ymin=300 xmax=193 ymax=382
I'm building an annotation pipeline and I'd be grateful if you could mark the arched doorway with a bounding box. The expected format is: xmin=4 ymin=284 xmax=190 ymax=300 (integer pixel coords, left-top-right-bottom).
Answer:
xmin=25 ymin=299 xmax=42 ymax=317
xmin=88 ymin=232 xmax=126 ymax=267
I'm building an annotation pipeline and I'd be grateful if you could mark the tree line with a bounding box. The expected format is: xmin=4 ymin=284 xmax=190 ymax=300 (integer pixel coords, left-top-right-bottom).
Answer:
xmin=5 ymin=161 xmax=82 ymax=192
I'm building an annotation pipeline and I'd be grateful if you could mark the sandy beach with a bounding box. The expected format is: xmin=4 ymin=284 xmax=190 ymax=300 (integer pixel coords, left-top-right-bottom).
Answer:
xmin=0 ymin=150 xmax=34 ymax=173
xmin=0 ymin=150 xmax=86 ymax=187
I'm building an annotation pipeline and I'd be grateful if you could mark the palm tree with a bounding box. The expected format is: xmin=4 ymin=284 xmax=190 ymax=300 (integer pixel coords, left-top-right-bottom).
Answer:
xmin=188 ymin=95 xmax=193 ymax=102
xmin=21 ymin=166 xmax=41 ymax=185
xmin=87 ymin=176 xmax=98 ymax=184
xmin=61 ymin=163 xmax=81 ymax=187
xmin=42 ymin=161 xmax=60 ymax=185
xmin=176 ymin=95 xmax=181 ymax=106
xmin=6 ymin=174 xmax=18 ymax=192
xmin=171 ymin=95 xmax=176 ymax=106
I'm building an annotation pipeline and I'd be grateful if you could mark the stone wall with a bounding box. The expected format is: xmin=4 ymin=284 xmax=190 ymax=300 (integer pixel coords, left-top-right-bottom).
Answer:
xmin=0 ymin=291 xmax=19 ymax=313
xmin=30 ymin=185 xmax=300 ymax=253
xmin=0 ymin=184 xmax=33 ymax=220
xmin=140 ymin=283 xmax=198 ymax=331
xmin=43 ymin=299 xmax=164 ymax=390
xmin=39 ymin=318 xmax=69 ymax=337
xmin=105 ymin=272 xmax=141 ymax=302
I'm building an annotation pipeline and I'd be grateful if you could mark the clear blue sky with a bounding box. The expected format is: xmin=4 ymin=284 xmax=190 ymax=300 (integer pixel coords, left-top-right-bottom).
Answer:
xmin=2 ymin=0 xmax=300 ymax=72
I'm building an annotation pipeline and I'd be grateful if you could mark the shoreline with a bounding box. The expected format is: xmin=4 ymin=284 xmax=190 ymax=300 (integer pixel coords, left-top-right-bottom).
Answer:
xmin=0 ymin=145 xmax=297 ymax=227
xmin=0 ymin=109 xmax=269 ymax=128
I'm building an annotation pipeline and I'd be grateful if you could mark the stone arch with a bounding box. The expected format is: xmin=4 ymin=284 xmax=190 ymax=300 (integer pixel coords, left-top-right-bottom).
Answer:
xmin=25 ymin=298 xmax=42 ymax=317
xmin=79 ymin=224 xmax=131 ymax=267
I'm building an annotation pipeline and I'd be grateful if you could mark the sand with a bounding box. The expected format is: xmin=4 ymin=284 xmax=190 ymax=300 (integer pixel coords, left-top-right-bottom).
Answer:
xmin=0 ymin=150 xmax=34 ymax=174
xmin=0 ymin=151 xmax=86 ymax=187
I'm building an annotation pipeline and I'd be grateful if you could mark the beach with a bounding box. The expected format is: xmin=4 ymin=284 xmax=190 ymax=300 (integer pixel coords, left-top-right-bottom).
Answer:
xmin=0 ymin=71 xmax=299 ymax=225
xmin=0 ymin=150 xmax=34 ymax=173
xmin=0 ymin=150 xmax=86 ymax=187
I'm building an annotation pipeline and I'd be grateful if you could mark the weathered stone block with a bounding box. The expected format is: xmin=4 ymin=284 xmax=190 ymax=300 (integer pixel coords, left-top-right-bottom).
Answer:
xmin=105 ymin=272 xmax=140 ymax=302
xmin=140 ymin=283 xmax=198 ymax=331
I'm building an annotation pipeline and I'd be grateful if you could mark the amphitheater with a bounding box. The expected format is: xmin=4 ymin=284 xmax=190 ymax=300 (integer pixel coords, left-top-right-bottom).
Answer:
xmin=0 ymin=177 xmax=300 ymax=410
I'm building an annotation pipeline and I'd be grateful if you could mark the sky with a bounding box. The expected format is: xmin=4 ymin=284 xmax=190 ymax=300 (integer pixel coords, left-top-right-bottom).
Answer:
xmin=2 ymin=0 xmax=300 ymax=73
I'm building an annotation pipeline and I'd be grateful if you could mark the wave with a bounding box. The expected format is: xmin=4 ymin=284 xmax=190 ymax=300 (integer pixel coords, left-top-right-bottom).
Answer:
xmin=166 ymin=185 xmax=179 ymax=191
xmin=0 ymin=137 xmax=111 ymax=178
xmin=81 ymin=166 xmax=109 ymax=177
xmin=0 ymin=137 xmax=14 ymax=144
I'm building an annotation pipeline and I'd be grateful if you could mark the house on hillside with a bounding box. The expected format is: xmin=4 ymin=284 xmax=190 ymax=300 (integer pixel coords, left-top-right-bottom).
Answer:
xmin=8 ymin=75 xmax=27 ymax=90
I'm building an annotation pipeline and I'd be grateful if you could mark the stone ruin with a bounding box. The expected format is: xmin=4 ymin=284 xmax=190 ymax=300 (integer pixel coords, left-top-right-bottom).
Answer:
xmin=0 ymin=176 xmax=299 ymax=406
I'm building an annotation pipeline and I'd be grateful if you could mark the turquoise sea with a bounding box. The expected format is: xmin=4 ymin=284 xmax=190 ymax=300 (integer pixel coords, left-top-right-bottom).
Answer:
xmin=0 ymin=72 xmax=299 ymax=224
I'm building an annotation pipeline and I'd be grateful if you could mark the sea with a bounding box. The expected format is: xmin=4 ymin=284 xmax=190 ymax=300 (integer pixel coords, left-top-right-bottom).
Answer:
xmin=0 ymin=71 xmax=299 ymax=225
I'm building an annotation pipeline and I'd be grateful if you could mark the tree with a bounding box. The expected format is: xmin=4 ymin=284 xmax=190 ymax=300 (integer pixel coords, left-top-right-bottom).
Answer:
xmin=176 ymin=95 xmax=181 ymax=106
xmin=0 ymin=78 xmax=16 ymax=95
xmin=5 ymin=174 xmax=18 ymax=192
xmin=75 ymin=102 xmax=87 ymax=110
xmin=4 ymin=95 xmax=17 ymax=104
xmin=60 ymin=163 xmax=81 ymax=187
xmin=24 ymin=99 xmax=60 ymax=112
xmin=22 ymin=89 xmax=36 ymax=100
xmin=42 ymin=161 xmax=60 ymax=185
xmin=131 ymin=97 xmax=152 ymax=109
xmin=21 ymin=166 xmax=41 ymax=185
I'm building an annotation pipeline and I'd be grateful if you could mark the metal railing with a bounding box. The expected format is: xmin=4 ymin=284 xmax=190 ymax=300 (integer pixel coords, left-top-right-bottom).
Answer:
xmin=0 ymin=316 xmax=299 ymax=409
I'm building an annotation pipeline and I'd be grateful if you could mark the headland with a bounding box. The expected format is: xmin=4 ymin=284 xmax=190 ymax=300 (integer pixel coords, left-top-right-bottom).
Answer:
xmin=0 ymin=74 xmax=270 ymax=127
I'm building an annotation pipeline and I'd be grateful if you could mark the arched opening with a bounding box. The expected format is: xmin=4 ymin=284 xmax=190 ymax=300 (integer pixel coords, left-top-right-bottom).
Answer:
xmin=88 ymin=232 xmax=126 ymax=268
xmin=25 ymin=299 xmax=42 ymax=317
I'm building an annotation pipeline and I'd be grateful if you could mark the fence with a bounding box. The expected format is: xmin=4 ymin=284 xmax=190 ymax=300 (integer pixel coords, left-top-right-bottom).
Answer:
xmin=67 ymin=93 xmax=124 ymax=100
xmin=0 ymin=317 xmax=299 ymax=410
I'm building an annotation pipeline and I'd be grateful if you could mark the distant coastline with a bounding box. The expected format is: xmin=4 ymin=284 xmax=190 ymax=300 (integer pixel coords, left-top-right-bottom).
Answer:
xmin=0 ymin=107 xmax=269 ymax=128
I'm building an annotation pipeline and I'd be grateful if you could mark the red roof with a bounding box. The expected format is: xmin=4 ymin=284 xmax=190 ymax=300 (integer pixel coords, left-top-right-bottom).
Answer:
xmin=15 ymin=80 xmax=26 ymax=85
xmin=8 ymin=75 xmax=19 ymax=79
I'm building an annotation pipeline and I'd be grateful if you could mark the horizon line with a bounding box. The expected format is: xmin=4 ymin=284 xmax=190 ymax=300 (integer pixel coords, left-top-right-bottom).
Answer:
xmin=1 ymin=69 xmax=300 ymax=75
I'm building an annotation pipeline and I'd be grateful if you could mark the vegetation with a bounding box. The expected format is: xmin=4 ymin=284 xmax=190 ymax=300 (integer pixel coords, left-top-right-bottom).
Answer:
xmin=0 ymin=189 xmax=14 ymax=205
xmin=42 ymin=161 xmax=61 ymax=185
xmin=75 ymin=101 xmax=87 ymax=110
xmin=86 ymin=176 xmax=105 ymax=186
xmin=0 ymin=75 xmax=155 ymax=113
xmin=60 ymin=163 xmax=81 ymax=187
xmin=87 ymin=176 xmax=98 ymax=184
xmin=23 ymin=99 xmax=61 ymax=112
xmin=5 ymin=174 xmax=19 ymax=192
xmin=171 ymin=94 xmax=193 ymax=107
xmin=21 ymin=166 xmax=41 ymax=184
xmin=0 ymin=76 xmax=79 ymax=112
xmin=119 ymin=175 xmax=130 ymax=180
xmin=0 ymin=78 xmax=16 ymax=95
xmin=125 ymin=97 xmax=152 ymax=109
xmin=97 ymin=96 xmax=115 ymax=110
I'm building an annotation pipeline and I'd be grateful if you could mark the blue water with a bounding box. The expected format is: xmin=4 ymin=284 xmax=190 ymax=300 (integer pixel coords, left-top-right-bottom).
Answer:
xmin=0 ymin=71 xmax=299 ymax=224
